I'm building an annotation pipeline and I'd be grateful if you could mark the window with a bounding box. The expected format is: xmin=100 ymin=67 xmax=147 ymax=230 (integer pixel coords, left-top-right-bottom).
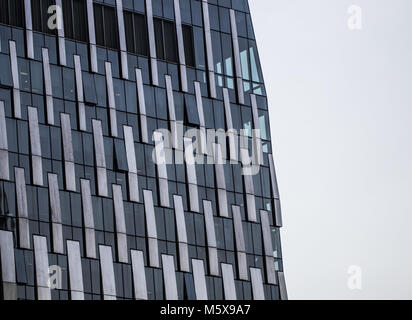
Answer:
xmin=154 ymin=18 xmax=178 ymax=63
xmin=240 ymin=39 xmax=264 ymax=95
xmin=31 ymin=0 xmax=56 ymax=35
xmin=0 ymin=0 xmax=25 ymax=28
xmin=62 ymin=0 xmax=88 ymax=42
xmin=182 ymin=24 xmax=195 ymax=67
xmin=93 ymin=3 xmax=119 ymax=50
xmin=123 ymin=11 xmax=149 ymax=56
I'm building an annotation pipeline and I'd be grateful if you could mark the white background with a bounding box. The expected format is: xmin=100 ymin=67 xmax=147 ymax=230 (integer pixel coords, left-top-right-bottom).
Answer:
xmin=249 ymin=0 xmax=412 ymax=299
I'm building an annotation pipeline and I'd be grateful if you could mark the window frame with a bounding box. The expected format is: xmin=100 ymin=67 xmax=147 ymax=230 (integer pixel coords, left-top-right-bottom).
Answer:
xmin=123 ymin=10 xmax=149 ymax=57
xmin=0 ymin=0 xmax=25 ymax=28
xmin=93 ymin=3 xmax=119 ymax=50
xmin=153 ymin=17 xmax=178 ymax=64
xmin=31 ymin=0 xmax=57 ymax=35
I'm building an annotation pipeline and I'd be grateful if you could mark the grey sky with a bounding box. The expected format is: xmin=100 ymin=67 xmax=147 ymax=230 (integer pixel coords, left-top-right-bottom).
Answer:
xmin=249 ymin=0 xmax=412 ymax=299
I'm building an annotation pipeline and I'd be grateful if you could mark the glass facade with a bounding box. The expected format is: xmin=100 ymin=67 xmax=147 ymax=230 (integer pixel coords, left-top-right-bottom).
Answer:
xmin=0 ymin=0 xmax=286 ymax=300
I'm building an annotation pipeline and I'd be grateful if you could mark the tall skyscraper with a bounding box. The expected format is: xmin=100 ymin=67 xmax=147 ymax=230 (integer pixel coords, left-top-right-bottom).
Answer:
xmin=0 ymin=0 xmax=286 ymax=300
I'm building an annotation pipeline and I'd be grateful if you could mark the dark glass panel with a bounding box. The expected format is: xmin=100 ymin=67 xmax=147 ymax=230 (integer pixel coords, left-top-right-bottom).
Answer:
xmin=103 ymin=5 xmax=118 ymax=49
xmin=0 ymin=0 xmax=9 ymax=25
xmin=93 ymin=4 xmax=104 ymax=46
xmin=182 ymin=24 xmax=195 ymax=67
xmin=163 ymin=20 xmax=177 ymax=63
xmin=73 ymin=0 xmax=87 ymax=42
xmin=31 ymin=0 xmax=42 ymax=32
xmin=124 ymin=11 xmax=135 ymax=53
xmin=154 ymin=18 xmax=164 ymax=60
xmin=10 ymin=0 xmax=25 ymax=27
xmin=62 ymin=0 xmax=74 ymax=39
xmin=134 ymin=13 xmax=148 ymax=56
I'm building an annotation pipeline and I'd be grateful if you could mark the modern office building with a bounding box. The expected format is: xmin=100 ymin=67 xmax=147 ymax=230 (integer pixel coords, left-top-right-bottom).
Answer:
xmin=0 ymin=0 xmax=286 ymax=300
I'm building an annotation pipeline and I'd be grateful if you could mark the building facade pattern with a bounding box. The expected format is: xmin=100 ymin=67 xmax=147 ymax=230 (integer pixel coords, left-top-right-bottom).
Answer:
xmin=0 ymin=0 xmax=286 ymax=300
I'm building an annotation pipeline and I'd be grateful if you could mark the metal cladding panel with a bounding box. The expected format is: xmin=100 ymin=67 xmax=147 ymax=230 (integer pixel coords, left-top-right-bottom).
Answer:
xmin=143 ymin=190 xmax=157 ymax=239
xmin=67 ymin=241 xmax=84 ymax=300
xmin=144 ymin=190 xmax=159 ymax=268
xmin=278 ymin=272 xmax=288 ymax=300
xmin=74 ymin=55 xmax=86 ymax=131
xmin=0 ymin=150 xmax=9 ymax=181
xmin=268 ymin=153 xmax=280 ymax=199
xmin=9 ymin=41 xmax=21 ymax=118
xmin=213 ymin=144 xmax=226 ymax=190
xmin=136 ymin=68 xmax=149 ymax=143
xmin=0 ymin=102 xmax=7 ymax=151
xmin=146 ymin=0 xmax=159 ymax=85
xmin=81 ymin=179 xmax=96 ymax=259
xmin=250 ymin=268 xmax=265 ymax=300
xmin=230 ymin=9 xmax=244 ymax=105
xmin=221 ymin=263 xmax=237 ymax=300
xmin=105 ymin=62 xmax=118 ymax=137
xmin=260 ymin=210 xmax=274 ymax=258
xmin=162 ymin=255 xmax=178 ymax=300
xmin=33 ymin=236 xmax=51 ymax=300
xmin=203 ymin=200 xmax=217 ymax=248
xmin=0 ymin=102 xmax=9 ymax=180
xmin=113 ymin=185 xmax=127 ymax=234
xmin=173 ymin=0 xmax=188 ymax=91
xmin=86 ymin=0 xmax=98 ymax=72
xmin=223 ymin=89 xmax=233 ymax=130
xmin=274 ymin=199 xmax=283 ymax=228
xmin=192 ymin=259 xmax=208 ymax=300
xmin=27 ymin=107 xmax=41 ymax=150
xmin=165 ymin=75 xmax=177 ymax=121
xmin=113 ymin=185 xmax=128 ymax=263
xmin=173 ymin=195 xmax=189 ymax=272
xmin=202 ymin=0 xmax=216 ymax=98
xmin=99 ymin=245 xmax=117 ymax=300
xmin=92 ymin=120 xmax=108 ymax=196
xmin=81 ymin=179 xmax=94 ymax=229
xmin=128 ymin=172 xmax=139 ymax=203
xmin=28 ymin=107 xmax=43 ymax=186
xmin=178 ymin=242 xmax=190 ymax=273
xmin=217 ymin=188 xmax=229 ymax=218
xmin=250 ymin=94 xmax=264 ymax=164
xmin=173 ymin=195 xmax=188 ymax=244
xmin=74 ymin=56 xmax=84 ymax=103
xmin=61 ymin=114 xmax=74 ymax=162
xmin=232 ymin=206 xmax=248 ymax=280
xmin=116 ymin=0 xmax=128 ymax=79
xmin=204 ymin=200 xmax=219 ymax=276
xmin=24 ymin=0 xmax=34 ymax=59
xmin=123 ymin=126 xmax=137 ymax=174
xmin=0 ymin=231 xmax=16 ymax=285
xmin=194 ymin=82 xmax=205 ymax=127
xmin=15 ymin=167 xmax=30 ymax=249
xmin=136 ymin=68 xmax=147 ymax=114
xmin=265 ymin=256 xmax=277 ymax=285
xmin=232 ymin=206 xmax=246 ymax=252
xmin=42 ymin=48 xmax=54 ymax=125
xmin=131 ymin=250 xmax=148 ymax=300
xmin=55 ymin=0 xmax=67 ymax=66
xmin=48 ymin=174 xmax=62 ymax=224
xmin=48 ymin=174 xmax=64 ymax=254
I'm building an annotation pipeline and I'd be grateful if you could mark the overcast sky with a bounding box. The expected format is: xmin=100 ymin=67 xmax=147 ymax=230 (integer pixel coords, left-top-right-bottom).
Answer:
xmin=249 ymin=0 xmax=412 ymax=299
